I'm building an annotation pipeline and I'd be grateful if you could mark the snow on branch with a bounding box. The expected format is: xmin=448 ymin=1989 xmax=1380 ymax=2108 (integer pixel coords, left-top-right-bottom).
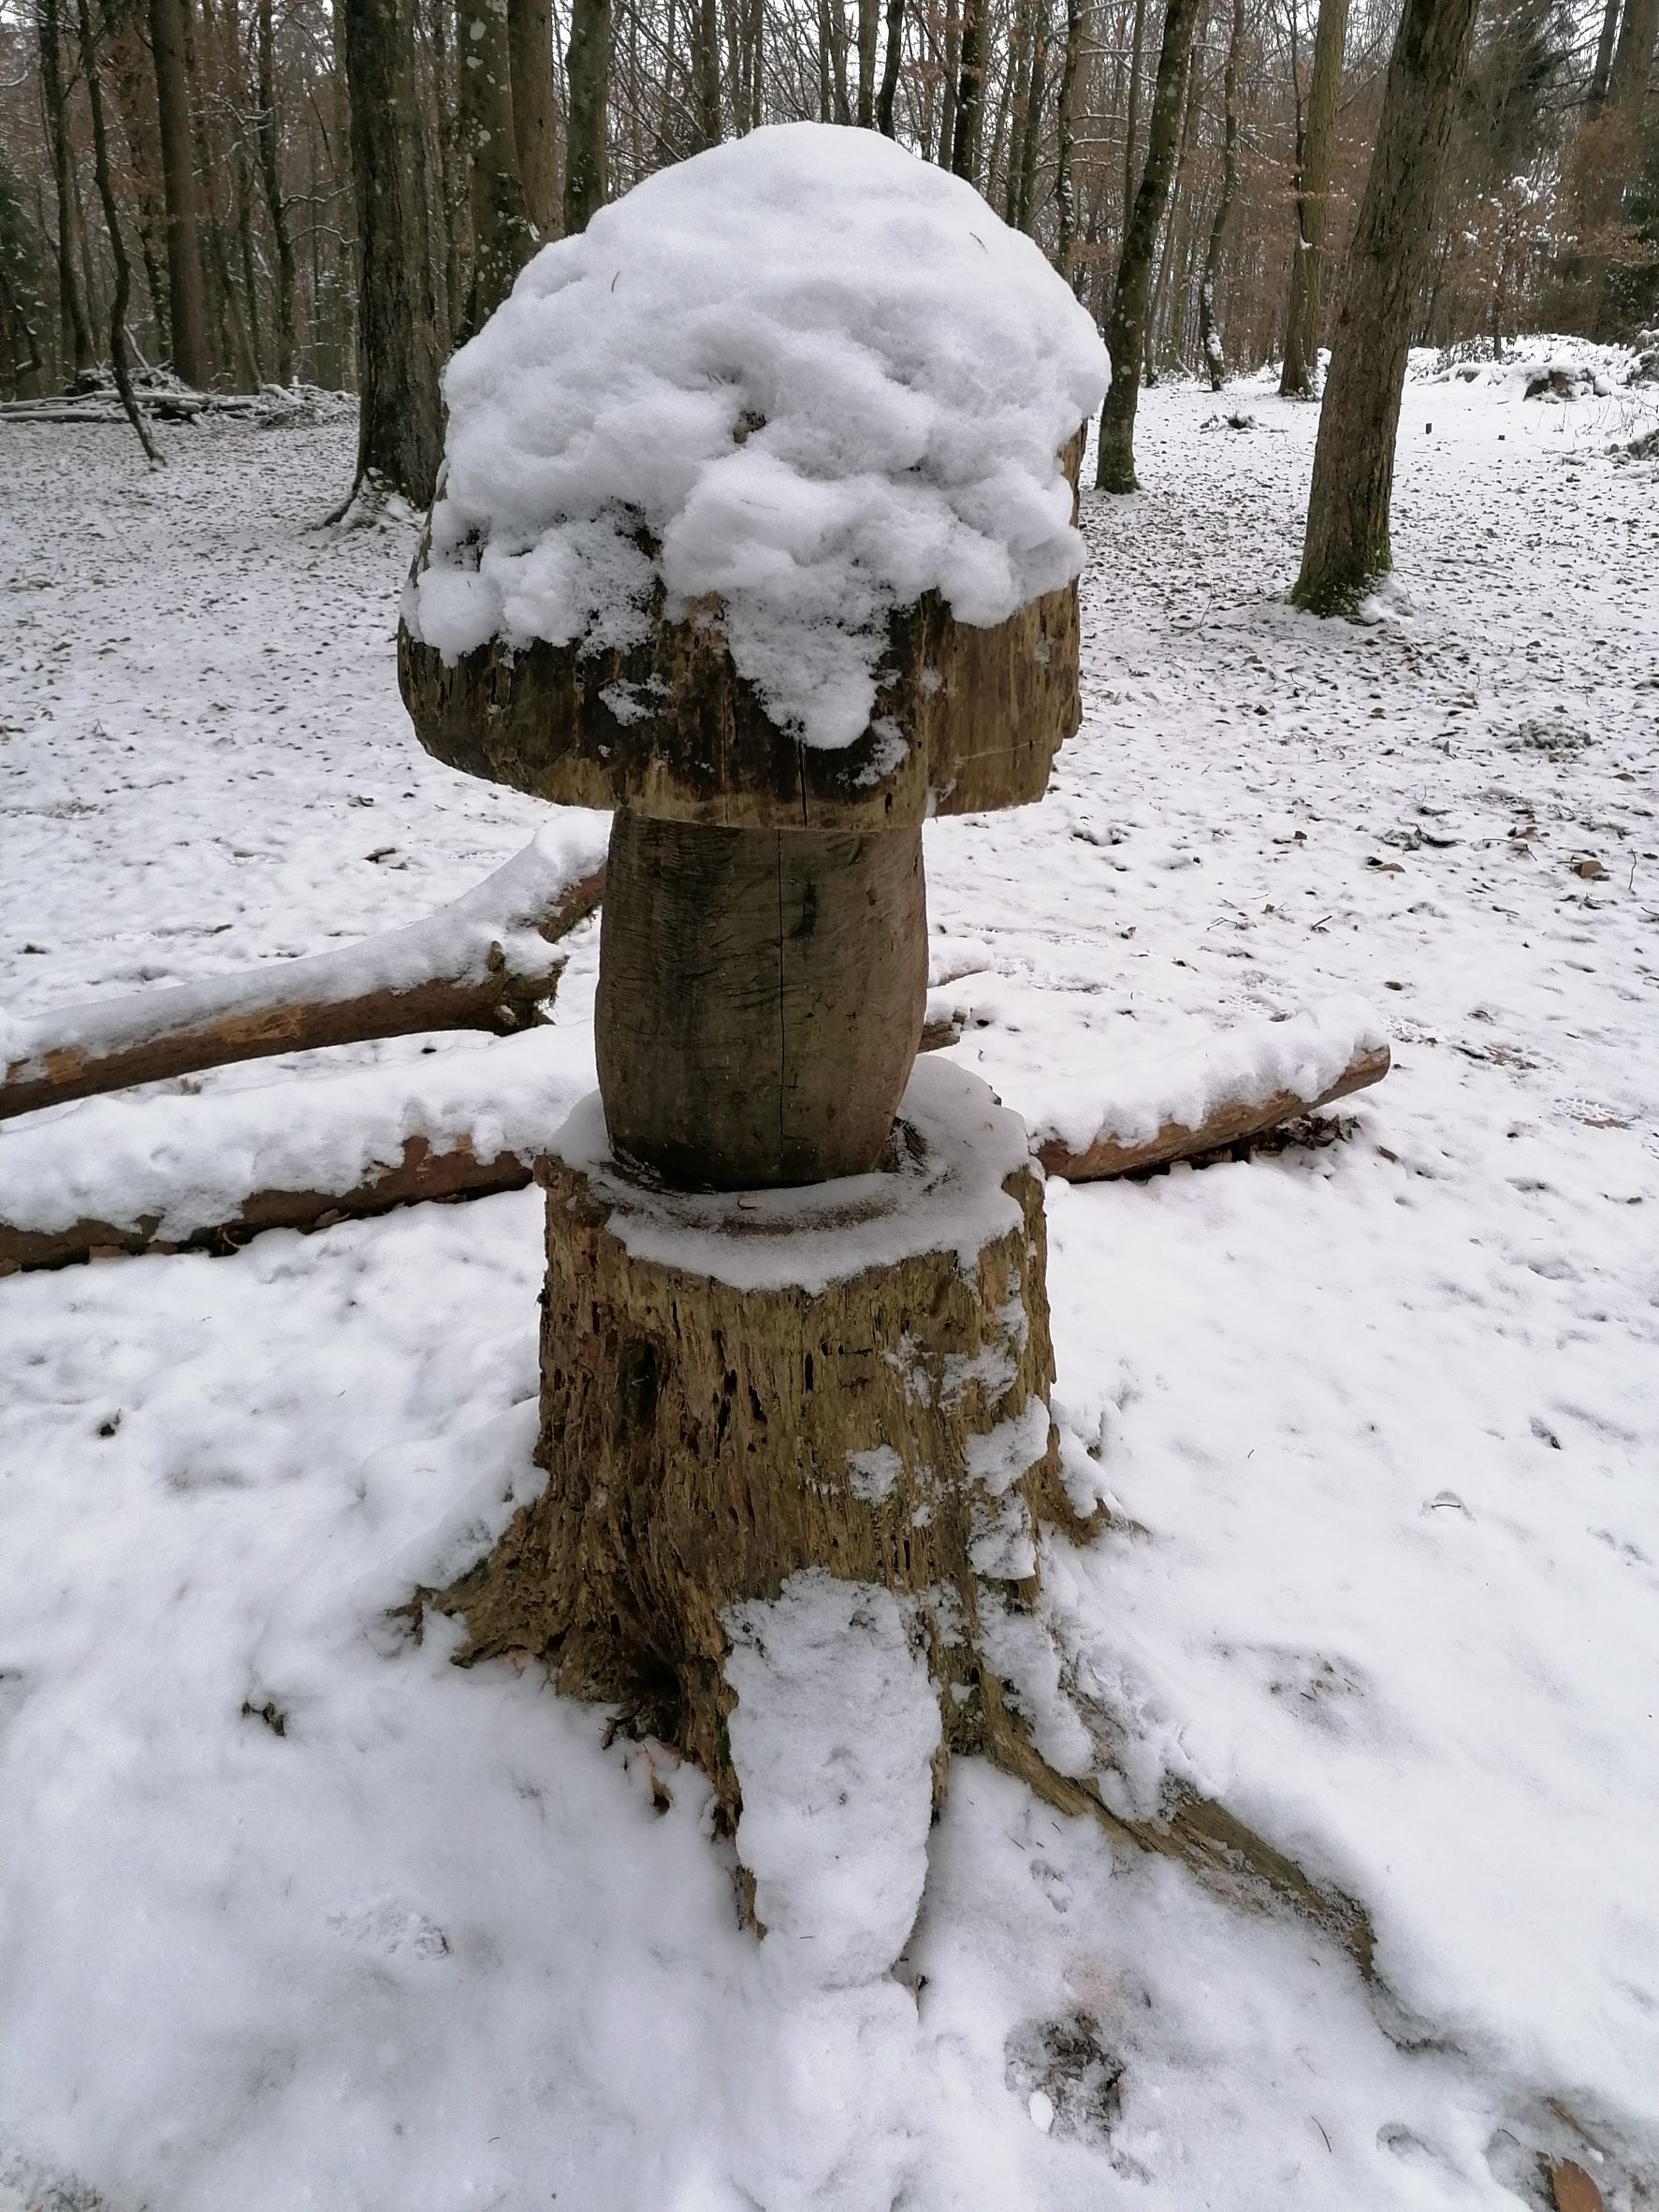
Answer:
xmin=1027 ymin=997 xmax=1391 ymax=1181
xmin=0 ymin=820 xmax=608 ymax=1123
xmin=0 ymin=1026 xmax=590 ymax=1273
xmin=0 ymin=997 xmax=1390 ymax=1275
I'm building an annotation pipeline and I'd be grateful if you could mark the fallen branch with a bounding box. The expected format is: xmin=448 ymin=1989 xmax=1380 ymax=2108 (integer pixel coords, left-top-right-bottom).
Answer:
xmin=0 ymin=822 xmax=607 ymax=1122
xmin=0 ymin=1027 xmax=589 ymax=1275
xmin=1027 ymin=997 xmax=1390 ymax=1181
xmin=0 ymin=997 xmax=1390 ymax=1275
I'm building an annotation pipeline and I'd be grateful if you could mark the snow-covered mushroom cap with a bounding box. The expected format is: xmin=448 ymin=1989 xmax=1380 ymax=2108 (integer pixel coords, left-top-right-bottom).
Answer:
xmin=406 ymin=123 xmax=1109 ymax=752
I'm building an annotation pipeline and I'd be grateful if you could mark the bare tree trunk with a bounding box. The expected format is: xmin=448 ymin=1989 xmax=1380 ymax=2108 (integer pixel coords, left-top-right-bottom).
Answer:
xmin=254 ymin=0 xmax=297 ymax=382
xmin=508 ymin=0 xmax=560 ymax=233
xmin=1122 ymin=0 xmax=1144 ymax=234
xmin=1199 ymin=0 xmax=1243 ymax=390
xmin=563 ymin=0 xmax=610 ymax=229
xmin=458 ymin=0 xmax=534 ymax=332
xmin=938 ymin=0 xmax=959 ymax=162
xmin=73 ymin=0 xmax=163 ymax=459
xmin=857 ymin=0 xmax=878 ymax=124
xmin=1054 ymin=0 xmax=1083 ymax=278
xmin=1594 ymin=0 xmax=1659 ymax=334
xmin=1588 ymin=0 xmax=1623 ymax=112
xmin=40 ymin=0 xmax=96 ymax=382
xmin=691 ymin=0 xmax=721 ymax=142
xmin=1056 ymin=0 xmax=1084 ymax=276
xmin=876 ymin=0 xmax=905 ymax=132
xmin=1280 ymin=0 xmax=1348 ymax=397
xmin=106 ymin=0 xmax=174 ymax=356
xmin=1291 ymin=0 xmax=1480 ymax=613
xmin=338 ymin=0 xmax=445 ymax=504
xmin=950 ymin=0 xmax=982 ymax=179
xmin=429 ymin=0 xmax=468 ymax=333
xmin=1095 ymin=0 xmax=1203 ymax=491
xmin=148 ymin=0 xmax=207 ymax=384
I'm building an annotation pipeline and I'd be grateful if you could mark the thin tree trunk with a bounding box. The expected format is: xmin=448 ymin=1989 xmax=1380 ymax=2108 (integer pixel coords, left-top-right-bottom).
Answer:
xmin=1054 ymin=0 xmax=1084 ymax=281
xmin=1146 ymin=13 xmax=1200 ymax=378
xmin=148 ymin=0 xmax=207 ymax=383
xmin=1015 ymin=0 xmax=1048 ymax=231
xmin=691 ymin=0 xmax=721 ymax=142
xmin=1095 ymin=0 xmax=1203 ymax=490
xmin=1199 ymin=0 xmax=1243 ymax=389
xmin=1123 ymin=0 xmax=1144 ymax=235
xmin=254 ymin=0 xmax=297 ymax=380
xmin=429 ymin=0 xmax=468 ymax=334
xmin=1003 ymin=0 xmax=1035 ymax=225
xmin=458 ymin=0 xmax=534 ymax=332
xmin=40 ymin=0 xmax=96 ymax=382
xmin=338 ymin=0 xmax=445 ymax=505
xmin=563 ymin=0 xmax=610 ymax=229
xmin=508 ymin=0 xmax=560 ymax=232
xmin=876 ymin=0 xmax=904 ymax=132
xmin=1588 ymin=0 xmax=1623 ymax=112
xmin=1280 ymin=0 xmax=1348 ymax=396
xmin=857 ymin=0 xmax=878 ymax=124
xmin=106 ymin=0 xmax=174 ymax=357
xmin=1593 ymin=0 xmax=1659 ymax=334
xmin=938 ymin=0 xmax=959 ymax=163
xmin=1291 ymin=0 xmax=1480 ymax=613
xmin=950 ymin=0 xmax=982 ymax=179
xmin=73 ymin=0 xmax=162 ymax=459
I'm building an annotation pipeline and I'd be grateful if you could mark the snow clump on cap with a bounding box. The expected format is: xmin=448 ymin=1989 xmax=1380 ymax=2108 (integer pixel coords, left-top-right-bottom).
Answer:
xmin=407 ymin=122 xmax=1110 ymax=749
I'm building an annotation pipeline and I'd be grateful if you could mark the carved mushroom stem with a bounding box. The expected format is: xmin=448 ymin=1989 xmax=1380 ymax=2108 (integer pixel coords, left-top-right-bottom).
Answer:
xmin=595 ymin=810 xmax=927 ymax=1189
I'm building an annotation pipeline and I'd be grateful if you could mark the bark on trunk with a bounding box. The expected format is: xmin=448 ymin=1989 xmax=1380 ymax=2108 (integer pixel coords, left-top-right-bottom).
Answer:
xmin=1593 ymin=0 xmax=1659 ymax=335
xmin=875 ymin=0 xmax=904 ymax=133
xmin=1279 ymin=0 xmax=1349 ymax=398
xmin=691 ymin=0 xmax=722 ymax=144
xmin=338 ymin=0 xmax=445 ymax=504
xmin=105 ymin=0 xmax=174 ymax=358
xmin=40 ymin=0 xmax=96 ymax=382
xmin=857 ymin=0 xmax=879 ymax=125
xmin=1054 ymin=0 xmax=1084 ymax=281
xmin=1291 ymin=0 xmax=1480 ymax=613
xmin=1095 ymin=0 xmax=1203 ymax=491
xmin=562 ymin=0 xmax=610 ymax=231
xmin=255 ymin=0 xmax=298 ymax=381
xmin=507 ymin=0 xmax=560 ymax=235
xmin=950 ymin=0 xmax=983 ymax=180
xmin=73 ymin=0 xmax=162 ymax=461
xmin=458 ymin=0 xmax=535 ymax=333
xmin=1588 ymin=0 xmax=1622 ymax=111
xmin=147 ymin=0 xmax=206 ymax=385
xmin=1198 ymin=0 xmax=1244 ymax=391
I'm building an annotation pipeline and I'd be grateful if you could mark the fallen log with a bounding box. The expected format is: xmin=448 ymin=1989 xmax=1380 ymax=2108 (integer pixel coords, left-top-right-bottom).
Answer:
xmin=1026 ymin=997 xmax=1390 ymax=1181
xmin=0 ymin=1026 xmax=589 ymax=1275
xmin=0 ymin=997 xmax=1390 ymax=1275
xmin=0 ymin=821 xmax=607 ymax=1123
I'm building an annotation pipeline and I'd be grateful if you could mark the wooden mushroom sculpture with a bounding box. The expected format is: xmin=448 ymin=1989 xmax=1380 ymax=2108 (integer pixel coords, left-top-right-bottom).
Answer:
xmin=399 ymin=124 xmax=1111 ymax=1853
xmin=400 ymin=124 xmax=1106 ymax=1191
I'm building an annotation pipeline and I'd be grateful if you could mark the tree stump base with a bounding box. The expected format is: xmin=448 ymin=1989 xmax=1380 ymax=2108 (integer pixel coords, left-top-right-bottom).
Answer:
xmin=435 ymin=1057 xmax=1084 ymax=1829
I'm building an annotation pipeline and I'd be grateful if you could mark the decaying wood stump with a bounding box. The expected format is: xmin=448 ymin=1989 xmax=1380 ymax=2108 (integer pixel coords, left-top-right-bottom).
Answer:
xmin=596 ymin=812 xmax=927 ymax=1186
xmin=434 ymin=1058 xmax=1086 ymax=1828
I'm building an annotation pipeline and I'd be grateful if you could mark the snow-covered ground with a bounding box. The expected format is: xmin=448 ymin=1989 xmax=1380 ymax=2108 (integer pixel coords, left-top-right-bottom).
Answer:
xmin=1 ymin=342 xmax=1656 ymax=2210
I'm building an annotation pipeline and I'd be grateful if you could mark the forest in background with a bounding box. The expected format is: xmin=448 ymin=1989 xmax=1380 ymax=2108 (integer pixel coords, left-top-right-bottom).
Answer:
xmin=0 ymin=0 xmax=1653 ymax=415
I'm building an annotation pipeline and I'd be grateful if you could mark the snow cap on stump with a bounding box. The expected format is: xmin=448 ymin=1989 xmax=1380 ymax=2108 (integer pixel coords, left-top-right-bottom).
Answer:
xmin=399 ymin=123 xmax=1110 ymax=830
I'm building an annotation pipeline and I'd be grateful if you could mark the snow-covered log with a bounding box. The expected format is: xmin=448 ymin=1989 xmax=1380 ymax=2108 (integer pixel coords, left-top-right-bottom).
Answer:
xmin=1029 ymin=997 xmax=1390 ymax=1182
xmin=0 ymin=821 xmax=607 ymax=1123
xmin=0 ymin=1027 xmax=589 ymax=1273
xmin=0 ymin=997 xmax=1391 ymax=1273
